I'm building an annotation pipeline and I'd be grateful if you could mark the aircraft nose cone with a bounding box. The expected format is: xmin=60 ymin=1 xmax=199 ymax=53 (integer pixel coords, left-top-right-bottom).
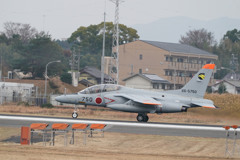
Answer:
xmin=55 ymin=95 xmax=64 ymax=102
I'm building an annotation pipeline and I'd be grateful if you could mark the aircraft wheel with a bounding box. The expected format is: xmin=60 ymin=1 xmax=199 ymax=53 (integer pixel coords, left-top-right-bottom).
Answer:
xmin=72 ymin=112 xmax=78 ymax=119
xmin=144 ymin=115 xmax=149 ymax=122
xmin=137 ymin=114 xmax=144 ymax=122
xmin=137 ymin=114 xmax=148 ymax=122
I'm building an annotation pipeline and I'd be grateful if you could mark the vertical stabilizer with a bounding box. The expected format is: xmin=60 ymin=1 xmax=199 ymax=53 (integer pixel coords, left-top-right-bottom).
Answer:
xmin=167 ymin=64 xmax=215 ymax=98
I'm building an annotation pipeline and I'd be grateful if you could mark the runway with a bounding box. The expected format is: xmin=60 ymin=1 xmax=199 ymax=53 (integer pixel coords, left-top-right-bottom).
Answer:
xmin=0 ymin=114 xmax=232 ymax=138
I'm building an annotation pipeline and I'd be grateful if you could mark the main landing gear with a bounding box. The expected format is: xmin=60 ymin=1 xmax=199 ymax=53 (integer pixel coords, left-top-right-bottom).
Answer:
xmin=137 ymin=113 xmax=149 ymax=122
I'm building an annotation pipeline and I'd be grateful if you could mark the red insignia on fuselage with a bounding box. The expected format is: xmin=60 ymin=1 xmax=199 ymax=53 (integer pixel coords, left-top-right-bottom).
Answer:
xmin=95 ymin=97 xmax=102 ymax=104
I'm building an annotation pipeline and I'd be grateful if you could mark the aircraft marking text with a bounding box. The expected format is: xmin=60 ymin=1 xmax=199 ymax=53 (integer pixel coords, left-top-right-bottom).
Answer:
xmin=82 ymin=97 xmax=93 ymax=102
xmin=181 ymin=89 xmax=197 ymax=94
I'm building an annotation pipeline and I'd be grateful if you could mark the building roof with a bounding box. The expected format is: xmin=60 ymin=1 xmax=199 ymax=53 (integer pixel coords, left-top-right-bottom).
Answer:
xmin=213 ymin=80 xmax=240 ymax=88
xmin=141 ymin=40 xmax=216 ymax=56
xmin=79 ymin=79 xmax=94 ymax=87
xmin=225 ymin=80 xmax=240 ymax=88
xmin=80 ymin=66 xmax=111 ymax=80
xmin=123 ymin=73 xmax=171 ymax=84
xmin=223 ymin=73 xmax=240 ymax=81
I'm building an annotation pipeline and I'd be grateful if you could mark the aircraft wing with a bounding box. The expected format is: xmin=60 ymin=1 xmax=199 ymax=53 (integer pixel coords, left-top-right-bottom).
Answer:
xmin=114 ymin=94 xmax=161 ymax=105
xmin=191 ymin=102 xmax=218 ymax=109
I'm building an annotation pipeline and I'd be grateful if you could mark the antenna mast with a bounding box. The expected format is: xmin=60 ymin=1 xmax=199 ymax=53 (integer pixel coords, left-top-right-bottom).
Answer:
xmin=109 ymin=0 xmax=123 ymax=84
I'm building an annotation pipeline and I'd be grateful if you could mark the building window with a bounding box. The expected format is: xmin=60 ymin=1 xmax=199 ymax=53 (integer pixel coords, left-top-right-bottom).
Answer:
xmin=189 ymin=73 xmax=193 ymax=77
xmin=177 ymin=58 xmax=184 ymax=62
xmin=139 ymin=54 xmax=143 ymax=60
xmin=165 ymin=70 xmax=169 ymax=76
xmin=207 ymin=60 xmax=212 ymax=64
xmin=166 ymin=56 xmax=169 ymax=61
xmin=153 ymin=83 xmax=159 ymax=89
xmin=169 ymin=57 xmax=173 ymax=62
xmin=237 ymin=89 xmax=240 ymax=94
xmin=162 ymin=84 xmax=165 ymax=90
xmin=179 ymin=72 xmax=183 ymax=77
xmin=139 ymin=69 xmax=142 ymax=74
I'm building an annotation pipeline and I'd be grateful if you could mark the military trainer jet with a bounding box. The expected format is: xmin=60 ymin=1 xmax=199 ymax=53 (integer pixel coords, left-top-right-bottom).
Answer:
xmin=55 ymin=64 xmax=217 ymax=122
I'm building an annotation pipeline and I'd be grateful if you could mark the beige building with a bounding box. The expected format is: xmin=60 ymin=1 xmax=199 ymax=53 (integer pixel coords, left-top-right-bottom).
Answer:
xmin=109 ymin=40 xmax=218 ymax=88
xmin=123 ymin=73 xmax=171 ymax=91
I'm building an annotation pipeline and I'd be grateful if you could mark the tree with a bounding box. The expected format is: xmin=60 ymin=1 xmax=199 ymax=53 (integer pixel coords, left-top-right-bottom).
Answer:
xmin=60 ymin=72 xmax=72 ymax=84
xmin=214 ymin=29 xmax=240 ymax=76
xmin=0 ymin=34 xmax=9 ymax=44
xmin=68 ymin=22 xmax=139 ymax=69
xmin=179 ymin=28 xmax=216 ymax=50
xmin=224 ymin=28 xmax=240 ymax=43
xmin=0 ymin=43 xmax=14 ymax=76
xmin=218 ymin=83 xmax=227 ymax=94
xmin=69 ymin=22 xmax=140 ymax=56
xmin=2 ymin=22 xmax=39 ymax=44
xmin=26 ymin=34 xmax=65 ymax=78
xmin=0 ymin=31 xmax=68 ymax=78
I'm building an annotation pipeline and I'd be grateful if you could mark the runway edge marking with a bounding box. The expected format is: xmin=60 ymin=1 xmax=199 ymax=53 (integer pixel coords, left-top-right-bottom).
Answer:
xmin=0 ymin=115 xmax=227 ymax=131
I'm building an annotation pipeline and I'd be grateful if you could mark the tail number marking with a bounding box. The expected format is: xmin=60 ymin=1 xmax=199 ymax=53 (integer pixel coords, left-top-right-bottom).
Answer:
xmin=182 ymin=89 xmax=197 ymax=94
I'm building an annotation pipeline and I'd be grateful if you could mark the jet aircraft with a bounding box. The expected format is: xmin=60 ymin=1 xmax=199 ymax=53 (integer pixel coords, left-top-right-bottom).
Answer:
xmin=55 ymin=64 xmax=217 ymax=122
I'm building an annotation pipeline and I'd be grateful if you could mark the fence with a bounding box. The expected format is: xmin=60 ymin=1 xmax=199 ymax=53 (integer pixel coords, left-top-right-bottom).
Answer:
xmin=0 ymin=91 xmax=47 ymax=106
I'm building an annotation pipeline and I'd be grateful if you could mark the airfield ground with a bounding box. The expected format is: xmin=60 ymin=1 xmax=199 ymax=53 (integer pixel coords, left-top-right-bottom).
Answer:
xmin=0 ymin=127 xmax=233 ymax=160
xmin=0 ymin=94 xmax=240 ymax=159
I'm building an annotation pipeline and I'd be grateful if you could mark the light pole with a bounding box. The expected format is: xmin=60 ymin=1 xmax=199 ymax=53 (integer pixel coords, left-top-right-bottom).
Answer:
xmin=220 ymin=67 xmax=236 ymax=80
xmin=44 ymin=60 xmax=61 ymax=97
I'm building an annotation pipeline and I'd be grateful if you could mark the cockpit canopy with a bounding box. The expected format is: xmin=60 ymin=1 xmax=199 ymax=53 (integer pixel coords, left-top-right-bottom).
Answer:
xmin=79 ymin=84 xmax=121 ymax=94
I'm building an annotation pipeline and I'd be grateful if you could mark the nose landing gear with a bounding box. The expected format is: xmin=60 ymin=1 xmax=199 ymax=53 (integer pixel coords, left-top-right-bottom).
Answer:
xmin=72 ymin=111 xmax=78 ymax=118
xmin=137 ymin=113 xmax=149 ymax=122
xmin=72 ymin=104 xmax=79 ymax=119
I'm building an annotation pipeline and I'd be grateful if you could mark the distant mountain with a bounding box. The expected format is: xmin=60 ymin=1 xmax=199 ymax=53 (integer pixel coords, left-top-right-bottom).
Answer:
xmin=132 ymin=17 xmax=240 ymax=43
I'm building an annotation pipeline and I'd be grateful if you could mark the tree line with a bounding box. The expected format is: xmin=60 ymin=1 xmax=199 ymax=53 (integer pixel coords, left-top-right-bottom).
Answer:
xmin=0 ymin=22 xmax=139 ymax=79
xmin=0 ymin=21 xmax=239 ymax=81
xmin=179 ymin=28 xmax=240 ymax=79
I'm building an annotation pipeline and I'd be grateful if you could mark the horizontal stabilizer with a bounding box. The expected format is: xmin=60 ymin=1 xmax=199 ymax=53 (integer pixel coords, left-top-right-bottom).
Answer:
xmin=191 ymin=102 xmax=217 ymax=109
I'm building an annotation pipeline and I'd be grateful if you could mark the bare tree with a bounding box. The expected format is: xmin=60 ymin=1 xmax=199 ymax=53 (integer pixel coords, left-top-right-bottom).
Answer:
xmin=3 ymin=22 xmax=38 ymax=43
xmin=179 ymin=28 xmax=216 ymax=50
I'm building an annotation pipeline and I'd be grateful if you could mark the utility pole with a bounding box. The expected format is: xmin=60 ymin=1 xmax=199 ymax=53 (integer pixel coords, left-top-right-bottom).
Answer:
xmin=109 ymin=0 xmax=123 ymax=84
xmin=70 ymin=41 xmax=80 ymax=87
xmin=230 ymin=54 xmax=239 ymax=73
xmin=0 ymin=56 xmax=2 ymax=82
xmin=101 ymin=3 xmax=106 ymax=84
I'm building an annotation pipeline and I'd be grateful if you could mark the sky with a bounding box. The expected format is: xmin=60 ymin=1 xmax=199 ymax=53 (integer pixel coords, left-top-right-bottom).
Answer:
xmin=0 ymin=0 xmax=240 ymax=40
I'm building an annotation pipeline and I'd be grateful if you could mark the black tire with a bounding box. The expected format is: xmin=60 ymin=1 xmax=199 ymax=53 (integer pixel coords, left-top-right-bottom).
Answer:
xmin=137 ymin=114 xmax=149 ymax=122
xmin=137 ymin=114 xmax=144 ymax=122
xmin=144 ymin=115 xmax=149 ymax=122
xmin=72 ymin=112 xmax=78 ymax=118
